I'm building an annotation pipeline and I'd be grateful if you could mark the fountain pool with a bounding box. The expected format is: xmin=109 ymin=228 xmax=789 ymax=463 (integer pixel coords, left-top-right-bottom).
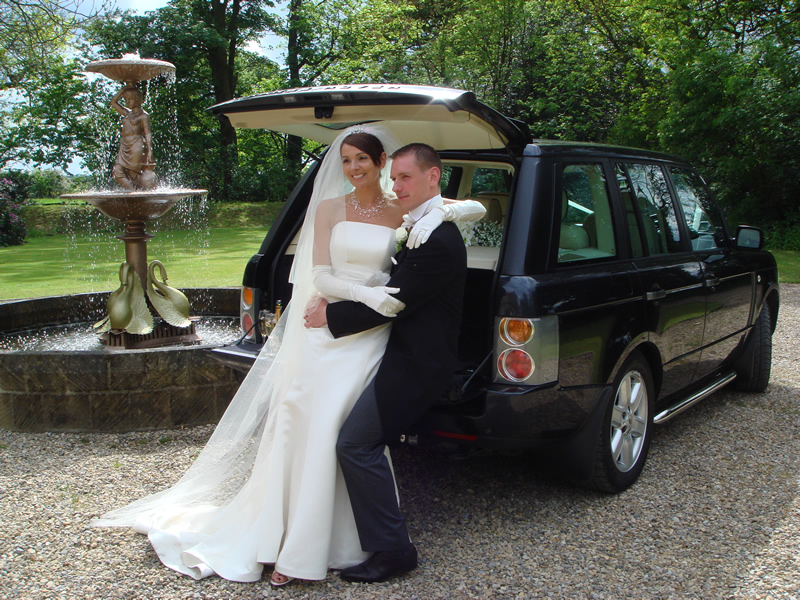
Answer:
xmin=0 ymin=288 xmax=242 ymax=433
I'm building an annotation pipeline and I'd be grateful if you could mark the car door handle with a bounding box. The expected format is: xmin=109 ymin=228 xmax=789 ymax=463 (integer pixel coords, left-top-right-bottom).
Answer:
xmin=705 ymin=277 xmax=721 ymax=288
xmin=646 ymin=289 xmax=666 ymax=301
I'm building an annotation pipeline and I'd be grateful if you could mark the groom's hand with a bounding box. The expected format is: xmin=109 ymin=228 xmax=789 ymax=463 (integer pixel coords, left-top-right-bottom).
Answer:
xmin=304 ymin=298 xmax=329 ymax=328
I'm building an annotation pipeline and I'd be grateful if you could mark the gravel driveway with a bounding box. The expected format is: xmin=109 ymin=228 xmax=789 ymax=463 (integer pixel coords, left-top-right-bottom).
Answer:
xmin=2 ymin=286 xmax=798 ymax=600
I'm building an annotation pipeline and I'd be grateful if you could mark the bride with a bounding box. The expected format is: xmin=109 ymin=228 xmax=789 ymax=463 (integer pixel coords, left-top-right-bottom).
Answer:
xmin=91 ymin=124 xmax=484 ymax=585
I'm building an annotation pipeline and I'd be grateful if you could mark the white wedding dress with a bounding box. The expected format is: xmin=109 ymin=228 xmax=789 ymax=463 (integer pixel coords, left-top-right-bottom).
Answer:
xmin=94 ymin=221 xmax=398 ymax=582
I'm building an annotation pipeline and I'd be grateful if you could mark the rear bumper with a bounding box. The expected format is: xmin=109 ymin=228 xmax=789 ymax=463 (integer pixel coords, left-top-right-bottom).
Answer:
xmin=411 ymin=383 xmax=610 ymax=451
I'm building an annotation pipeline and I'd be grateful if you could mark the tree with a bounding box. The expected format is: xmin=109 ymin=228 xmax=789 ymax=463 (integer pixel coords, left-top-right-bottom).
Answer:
xmin=3 ymin=0 xmax=416 ymax=201
xmin=393 ymin=0 xmax=632 ymax=141
xmin=0 ymin=57 xmax=107 ymax=172
xmin=0 ymin=0 xmax=108 ymax=89
xmin=583 ymin=0 xmax=800 ymax=223
xmin=189 ymin=0 xmax=277 ymax=193
xmin=273 ymin=0 xmax=414 ymax=177
xmin=85 ymin=0 xmax=279 ymax=199
xmin=0 ymin=0 xmax=109 ymax=175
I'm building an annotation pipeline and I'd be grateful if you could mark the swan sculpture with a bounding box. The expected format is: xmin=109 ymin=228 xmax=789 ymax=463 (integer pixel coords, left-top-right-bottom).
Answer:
xmin=146 ymin=260 xmax=191 ymax=328
xmin=93 ymin=262 xmax=154 ymax=334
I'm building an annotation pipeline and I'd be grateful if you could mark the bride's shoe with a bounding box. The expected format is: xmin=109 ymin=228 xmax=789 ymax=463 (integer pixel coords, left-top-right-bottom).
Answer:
xmin=270 ymin=571 xmax=296 ymax=587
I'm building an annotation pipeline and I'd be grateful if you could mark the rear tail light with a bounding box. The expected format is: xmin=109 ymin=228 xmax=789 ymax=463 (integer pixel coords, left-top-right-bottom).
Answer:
xmin=241 ymin=286 xmax=258 ymax=342
xmin=497 ymin=348 xmax=534 ymax=381
xmin=493 ymin=316 xmax=559 ymax=385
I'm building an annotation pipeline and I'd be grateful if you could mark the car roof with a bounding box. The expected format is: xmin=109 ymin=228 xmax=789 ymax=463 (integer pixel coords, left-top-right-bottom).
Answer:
xmin=525 ymin=140 xmax=688 ymax=164
xmin=210 ymin=84 xmax=532 ymax=152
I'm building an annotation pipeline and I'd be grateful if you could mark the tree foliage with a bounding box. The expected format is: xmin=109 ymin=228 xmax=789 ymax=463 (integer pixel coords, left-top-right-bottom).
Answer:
xmin=584 ymin=0 xmax=800 ymax=224
xmin=2 ymin=0 xmax=799 ymax=231
xmin=0 ymin=57 xmax=107 ymax=172
xmin=83 ymin=0 xmax=280 ymax=199
xmin=0 ymin=0 xmax=108 ymax=88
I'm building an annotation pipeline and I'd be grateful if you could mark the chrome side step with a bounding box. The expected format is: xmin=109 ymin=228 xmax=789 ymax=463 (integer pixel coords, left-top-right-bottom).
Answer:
xmin=654 ymin=370 xmax=737 ymax=424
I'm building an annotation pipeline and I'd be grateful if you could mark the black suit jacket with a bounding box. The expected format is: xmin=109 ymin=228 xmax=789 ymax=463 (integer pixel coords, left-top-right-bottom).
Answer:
xmin=326 ymin=221 xmax=467 ymax=441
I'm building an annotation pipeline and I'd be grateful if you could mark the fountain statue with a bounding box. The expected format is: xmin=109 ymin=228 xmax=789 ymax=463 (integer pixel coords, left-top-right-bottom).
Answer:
xmin=0 ymin=54 xmax=239 ymax=434
xmin=62 ymin=54 xmax=207 ymax=348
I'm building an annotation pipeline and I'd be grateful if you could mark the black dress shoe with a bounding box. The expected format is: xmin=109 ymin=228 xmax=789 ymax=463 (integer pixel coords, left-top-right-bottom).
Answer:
xmin=340 ymin=545 xmax=418 ymax=583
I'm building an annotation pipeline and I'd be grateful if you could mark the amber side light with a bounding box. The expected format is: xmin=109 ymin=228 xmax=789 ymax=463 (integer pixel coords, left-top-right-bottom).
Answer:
xmin=499 ymin=318 xmax=535 ymax=346
xmin=242 ymin=286 xmax=254 ymax=309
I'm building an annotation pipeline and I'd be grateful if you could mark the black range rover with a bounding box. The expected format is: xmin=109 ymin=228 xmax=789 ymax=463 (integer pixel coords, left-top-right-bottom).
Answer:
xmin=210 ymin=85 xmax=779 ymax=492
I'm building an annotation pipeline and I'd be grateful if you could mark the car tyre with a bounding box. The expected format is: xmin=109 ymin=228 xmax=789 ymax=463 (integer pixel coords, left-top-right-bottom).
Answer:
xmin=590 ymin=354 xmax=654 ymax=493
xmin=734 ymin=303 xmax=772 ymax=393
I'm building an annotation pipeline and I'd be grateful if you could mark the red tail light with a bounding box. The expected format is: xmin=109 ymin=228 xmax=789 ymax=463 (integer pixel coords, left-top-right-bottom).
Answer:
xmin=241 ymin=311 xmax=254 ymax=337
xmin=497 ymin=348 xmax=534 ymax=381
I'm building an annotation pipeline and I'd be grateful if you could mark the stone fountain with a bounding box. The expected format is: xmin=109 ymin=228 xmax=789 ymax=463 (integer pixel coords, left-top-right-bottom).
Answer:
xmin=0 ymin=56 xmax=241 ymax=433
xmin=62 ymin=55 xmax=207 ymax=349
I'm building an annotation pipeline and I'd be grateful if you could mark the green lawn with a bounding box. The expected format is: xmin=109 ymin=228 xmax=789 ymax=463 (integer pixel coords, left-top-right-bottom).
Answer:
xmin=2 ymin=229 xmax=798 ymax=301
xmin=770 ymin=250 xmax=800 ymax=284
xmin=0 ymin=227 xmax=263 ymax=300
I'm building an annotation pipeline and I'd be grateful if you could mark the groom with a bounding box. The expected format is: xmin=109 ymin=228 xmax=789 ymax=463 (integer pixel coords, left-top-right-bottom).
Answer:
xmin=305 ymin=142 xmax=467 ymax=582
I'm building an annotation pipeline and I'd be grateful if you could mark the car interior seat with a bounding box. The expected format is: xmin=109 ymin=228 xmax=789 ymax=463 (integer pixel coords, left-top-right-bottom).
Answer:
xmin=560 ymin=191 xmax=590 ymax=250
xmin=471 ymin=192 xmax=506 ymax=223
xmin=637 ymin=196 xmax=668 ymax=254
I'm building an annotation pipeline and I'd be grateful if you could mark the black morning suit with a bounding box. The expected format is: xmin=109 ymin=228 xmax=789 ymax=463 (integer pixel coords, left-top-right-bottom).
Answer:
xmin=328 ymin=220 xmax=467 ymax=552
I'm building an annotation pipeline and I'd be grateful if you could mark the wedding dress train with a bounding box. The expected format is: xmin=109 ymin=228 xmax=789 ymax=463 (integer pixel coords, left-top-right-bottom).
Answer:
xmin=93 ymin=221 xmax=398 ymax=582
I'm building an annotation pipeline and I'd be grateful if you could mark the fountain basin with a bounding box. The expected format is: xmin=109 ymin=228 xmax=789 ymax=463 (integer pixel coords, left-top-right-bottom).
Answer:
xmin=86 ymin=56 xmax=176 ymax=82
xmin=0 ymin=288 xmax=243 ymax=433
xmin=62 ymin=189 xmax=207 ymax=221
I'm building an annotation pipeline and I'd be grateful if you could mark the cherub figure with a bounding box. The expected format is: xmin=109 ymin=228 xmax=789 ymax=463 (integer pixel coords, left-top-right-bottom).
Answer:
xmin=111 ymin=83 xmax=157 ymax=190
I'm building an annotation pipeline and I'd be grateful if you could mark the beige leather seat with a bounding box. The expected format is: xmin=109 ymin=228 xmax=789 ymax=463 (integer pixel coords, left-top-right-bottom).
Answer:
xmin=560 ymin=191 xmax=589 ymax=249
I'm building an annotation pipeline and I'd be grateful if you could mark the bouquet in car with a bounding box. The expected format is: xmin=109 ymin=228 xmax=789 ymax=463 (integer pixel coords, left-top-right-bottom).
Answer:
xmin=458 ymin=220 xmax=503 ymax=247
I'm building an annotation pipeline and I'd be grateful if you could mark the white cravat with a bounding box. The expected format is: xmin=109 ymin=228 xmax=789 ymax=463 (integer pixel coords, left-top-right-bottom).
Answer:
xmin=406 ymin=194 xmax=443 ymax=225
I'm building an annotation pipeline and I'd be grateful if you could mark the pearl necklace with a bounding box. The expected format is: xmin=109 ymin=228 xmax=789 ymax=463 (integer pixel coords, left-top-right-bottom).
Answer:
xmin=347 ymin=191 xmax=389 ymax=218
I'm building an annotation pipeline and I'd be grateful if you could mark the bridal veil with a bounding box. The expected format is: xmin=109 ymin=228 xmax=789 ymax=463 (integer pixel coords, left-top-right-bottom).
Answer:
xmin=91 ymin=124 xmax=402 ymax=528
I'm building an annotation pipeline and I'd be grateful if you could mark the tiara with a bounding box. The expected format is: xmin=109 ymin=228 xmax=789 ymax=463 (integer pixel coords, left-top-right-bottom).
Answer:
xmin=346 ymin=125 xmax=371 ymax=135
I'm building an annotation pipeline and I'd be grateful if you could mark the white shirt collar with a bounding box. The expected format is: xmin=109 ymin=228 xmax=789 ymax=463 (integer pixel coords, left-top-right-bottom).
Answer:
xmin=408 ymin=194 xmax=443 ymax=223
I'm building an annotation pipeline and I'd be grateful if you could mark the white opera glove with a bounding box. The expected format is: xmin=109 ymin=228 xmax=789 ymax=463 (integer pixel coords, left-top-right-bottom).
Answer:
xmin=406 ymin=200 xmax=488 ymax=249
xmin=442 ymin=199 xmax=487 ymax=223
xmin=406 ymin=206 xmax=445 ymax=249
xmin=350 ymin=285 xmax=406 ymax=317
xmin=312 ymin=265 xmax=405 ymax=317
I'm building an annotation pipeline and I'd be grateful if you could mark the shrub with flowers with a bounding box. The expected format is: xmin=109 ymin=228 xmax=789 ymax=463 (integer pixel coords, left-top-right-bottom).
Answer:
xmin=0 ymin=178 xmax=27 ymax=247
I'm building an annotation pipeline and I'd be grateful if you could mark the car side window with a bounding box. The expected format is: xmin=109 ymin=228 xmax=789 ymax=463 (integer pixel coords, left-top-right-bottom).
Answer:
xmin=558 ymin=164 xmax=616 ymax=263
xmin=668 ymin=168 xmax=726 ymax=251
xmin=616 ymin=163 xmax=682 ymax=257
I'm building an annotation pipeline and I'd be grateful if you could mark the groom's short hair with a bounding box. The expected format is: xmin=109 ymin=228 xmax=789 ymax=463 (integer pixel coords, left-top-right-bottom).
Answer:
xmin=391 ymin=143 xmax=442 ymax=180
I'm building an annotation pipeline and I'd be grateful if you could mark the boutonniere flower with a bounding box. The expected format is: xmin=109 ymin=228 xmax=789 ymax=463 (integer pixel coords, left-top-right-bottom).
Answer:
xmin=395 ymin=226 xmax=409 ymax=253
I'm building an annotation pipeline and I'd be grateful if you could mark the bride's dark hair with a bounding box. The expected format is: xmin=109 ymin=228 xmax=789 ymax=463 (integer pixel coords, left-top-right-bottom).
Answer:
xmin=342 ymin=131 xmax=385 ymax=165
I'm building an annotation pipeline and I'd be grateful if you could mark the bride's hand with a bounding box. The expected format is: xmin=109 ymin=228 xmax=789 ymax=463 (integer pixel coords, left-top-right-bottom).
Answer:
xmin=305 ymin=294 xmax=322 ymax=315
xmin=304 ymin=298 xmax=329 ymax=328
